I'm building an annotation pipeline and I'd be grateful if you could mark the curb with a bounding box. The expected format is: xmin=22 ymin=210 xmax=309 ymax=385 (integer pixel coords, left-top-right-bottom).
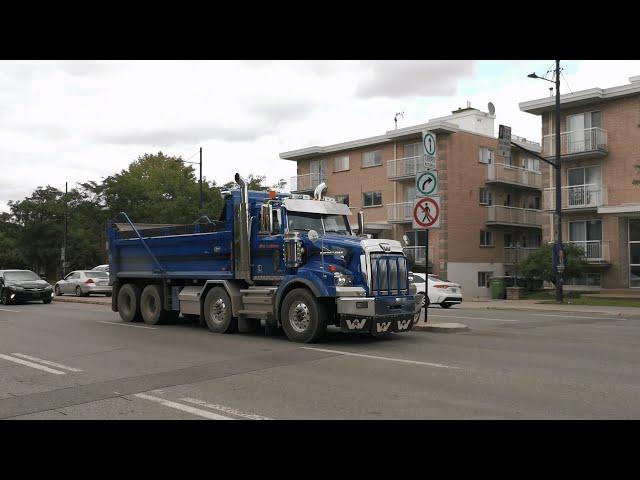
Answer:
xmin=482 ymin=305 xmax=640 ymax=319
xmin=413 ymin=322 xmax=469 ymax=333
xmin=53 ymin=297 xmax=111 ymax=307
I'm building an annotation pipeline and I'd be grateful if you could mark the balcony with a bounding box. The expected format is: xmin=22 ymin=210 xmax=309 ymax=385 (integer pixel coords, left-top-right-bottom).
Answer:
xmin=404 ymin=246 xmax=434 ymax=267
xmin=568 ymin=240 xmax=610 ymax=264
xmin=542 ymin=127 xmax=608 ymax=160
xmin=503 ymin=247 xmax=539 ymax=264
xmin=486 ymin=205 xmax=543 ymax=228
xmin=387 ymin=155 xmax=426 ymax=180
xmin=388 ymin=202 xmax=413 ymax=223
xmin=290 ymin=173 xmax=326 ymax=193
xmin=487 ymin=163 xmax=542 ymax=190
xmin=543 ymin=184 xmax=607 ymax=210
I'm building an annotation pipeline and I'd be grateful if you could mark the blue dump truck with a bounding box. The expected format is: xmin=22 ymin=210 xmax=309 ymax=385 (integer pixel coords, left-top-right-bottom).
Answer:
xmin=107 ymin=174 xmax=423 ymax=343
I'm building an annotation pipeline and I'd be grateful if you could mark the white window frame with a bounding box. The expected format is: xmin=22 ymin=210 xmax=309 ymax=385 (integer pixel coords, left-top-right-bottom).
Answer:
xmin=479 ymin=188 xmax=492 ymax=206
xmin=479 ymin=147 xmax=494 ymax=164
xmin=333 ymin=155 xmax=350 ymax=173
xmin=480 ymin=230 xmax=493 ymax=247
xmin=362 ymin=150 xmax=382 ymax=168
xmin=478 ymin=271 xmax=494 ymax=288
xmin=363 ymin=191 xmax=382 ymax=208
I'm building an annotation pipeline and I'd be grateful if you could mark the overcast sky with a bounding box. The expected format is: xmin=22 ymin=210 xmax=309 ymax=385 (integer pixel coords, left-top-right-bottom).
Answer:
xmin=1 ymin=60 xmax=639 ymax=213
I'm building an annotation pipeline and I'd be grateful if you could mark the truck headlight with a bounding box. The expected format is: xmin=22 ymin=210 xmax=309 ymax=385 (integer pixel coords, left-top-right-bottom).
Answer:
xmin=334 ymin=273 xmax=353 ymax=287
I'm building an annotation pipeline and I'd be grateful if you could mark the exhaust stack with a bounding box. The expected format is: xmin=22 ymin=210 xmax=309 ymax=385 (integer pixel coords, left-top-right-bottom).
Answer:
xmin=313 ymin=182 xmax=327 ymax=201
xmin=234 ymin=173 xmax=252 ymax=284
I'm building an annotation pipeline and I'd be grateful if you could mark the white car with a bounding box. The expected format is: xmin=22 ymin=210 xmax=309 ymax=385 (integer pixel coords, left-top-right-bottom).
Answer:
xmin=411 ymin=272 xmax=462 ymax=309
xmin=91 ymin=264 xmax=109 ymax=273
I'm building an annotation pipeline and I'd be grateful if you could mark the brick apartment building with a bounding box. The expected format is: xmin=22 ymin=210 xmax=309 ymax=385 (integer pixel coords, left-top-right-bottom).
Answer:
xmin=520 ymin=75 xmax=640 ymax=290
xmin=280 ymin=106 xmax=544 ymax=299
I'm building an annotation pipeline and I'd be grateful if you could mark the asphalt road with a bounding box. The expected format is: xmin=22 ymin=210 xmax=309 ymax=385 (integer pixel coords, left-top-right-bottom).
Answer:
xmin=1 ymin=300 xmax=639 ymax=419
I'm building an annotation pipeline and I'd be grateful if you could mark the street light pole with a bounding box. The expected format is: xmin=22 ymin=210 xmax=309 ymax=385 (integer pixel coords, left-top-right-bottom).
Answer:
xmin=554 ymin=59 xmax=564 ymax=303
xmin=199 ymin=147 xmax=203 ymax=211
xmin=527 ymin=60 xmax=563 ymax=303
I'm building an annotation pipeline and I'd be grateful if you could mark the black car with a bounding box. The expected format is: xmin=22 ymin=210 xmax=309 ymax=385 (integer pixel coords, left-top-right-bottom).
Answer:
xmin=0 ymin=270 xmax=54 ymax=305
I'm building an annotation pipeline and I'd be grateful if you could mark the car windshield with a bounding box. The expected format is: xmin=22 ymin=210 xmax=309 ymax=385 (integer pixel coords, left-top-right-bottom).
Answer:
xmin=412 ymin=275 xmax=426 ymax=283
xmin=287 ymin=212 xmax=351 ymax=236
xmin=429 ymin=275 xmax=449 ymax=282
xmin=4 ymin=271 xmax=40 ymax=281
xmin=84 ymin=271 xmax=108 ymax=278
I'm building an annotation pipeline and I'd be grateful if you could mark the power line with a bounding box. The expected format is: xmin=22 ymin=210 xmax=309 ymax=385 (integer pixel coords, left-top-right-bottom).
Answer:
xmin=561 ymin=69 xmax=573 ymax=94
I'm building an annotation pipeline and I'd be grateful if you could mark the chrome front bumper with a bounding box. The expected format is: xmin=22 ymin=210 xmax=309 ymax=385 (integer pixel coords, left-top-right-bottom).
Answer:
xmin=336 ymin=293 xmax=423 ymax=334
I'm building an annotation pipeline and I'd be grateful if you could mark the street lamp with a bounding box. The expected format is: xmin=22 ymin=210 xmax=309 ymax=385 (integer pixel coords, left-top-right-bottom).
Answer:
xmin=527 ymin=60 xmax=563 ymax=303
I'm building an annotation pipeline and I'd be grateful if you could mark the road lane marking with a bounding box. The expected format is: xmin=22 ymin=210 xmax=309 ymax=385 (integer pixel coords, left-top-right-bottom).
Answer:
xmin=97 ymin=321 xmax=157 ymax=330
xmin=180 ymin=398 xmax=272 ymax=420
xmin=10 ymin=353 xmax=83 ymax=372
xmin=133 ymin=393 xmax=234 ymax=420
xmin=301 ymin=347 xmax=460 ymax=370
xmin=0 ymin=308 xmax=21 ymax=313
xmin=0 ymin=354 xmax=66 ymax=375
xmin=428 ymin=314 xmax=517 ymax=322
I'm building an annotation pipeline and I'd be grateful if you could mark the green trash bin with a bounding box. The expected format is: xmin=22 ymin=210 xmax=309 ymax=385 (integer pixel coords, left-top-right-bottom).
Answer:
xmin=491 ymin=277 xmax=506 ymax=299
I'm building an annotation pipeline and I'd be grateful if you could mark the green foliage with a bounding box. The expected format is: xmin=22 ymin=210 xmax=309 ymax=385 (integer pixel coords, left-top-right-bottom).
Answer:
xmin=519 ymin=243 xmax=587 ymax=286
xmin=0 ymin=151 xmax=228 ymax=279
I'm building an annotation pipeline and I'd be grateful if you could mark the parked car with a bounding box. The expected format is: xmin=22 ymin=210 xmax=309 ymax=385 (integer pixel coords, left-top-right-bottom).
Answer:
xmin=54 ymin=270 xmax=112 ymax=297
xmin=0 ymin=269 xmax=54 ymax=305
xmin=91 ymin=264 xmax=109 ymax=273
xmin=410 ymin=272 xmax=462 ymax=308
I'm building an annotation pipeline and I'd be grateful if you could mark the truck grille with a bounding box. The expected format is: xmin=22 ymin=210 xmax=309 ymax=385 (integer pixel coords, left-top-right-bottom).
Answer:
xmin=370 ymin=253 xmax=409 ymax=296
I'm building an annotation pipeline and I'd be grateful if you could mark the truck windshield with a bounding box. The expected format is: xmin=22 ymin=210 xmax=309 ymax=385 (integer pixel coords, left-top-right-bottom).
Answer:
xmin=287 ymin=212 xmax=352 ymax=235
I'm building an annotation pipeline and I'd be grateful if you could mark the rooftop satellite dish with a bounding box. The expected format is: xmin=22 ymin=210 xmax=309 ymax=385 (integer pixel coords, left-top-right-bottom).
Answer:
xmin=487 ymin=102 xmax=496 ymax=116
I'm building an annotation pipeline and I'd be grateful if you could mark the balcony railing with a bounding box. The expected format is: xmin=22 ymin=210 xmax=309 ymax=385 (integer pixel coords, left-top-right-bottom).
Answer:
xmin=543 ymin=184 xmax=607 ymax=210
xmin=486 ymin=205 xmax=543 ymax=227
xmin=503 ymin=247 xmax=539 ymax=264
xmin=542 ymin=127 xmax=608 ymax=157
xmin=290 ymin=173 xmax=327 ymax=193
xmin=388 ymin=202 xmax=413 ymax=223
xmin=404 ymin=246 xmax=434 ymax=266
xmin=387 ymin=155 xmax=426 ymax=180
xmin=569 ymin=240 xmax=610 ymax=263
xmin=487 ymin=163 xmax=542 ymax=189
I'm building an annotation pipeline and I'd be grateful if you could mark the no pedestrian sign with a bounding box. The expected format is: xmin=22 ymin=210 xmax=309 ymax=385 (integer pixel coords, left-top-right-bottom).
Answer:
xmin=413 ymin=196 xmax=441 ymax=229
xmin=416 ymin=171 xmax=438 ymax=196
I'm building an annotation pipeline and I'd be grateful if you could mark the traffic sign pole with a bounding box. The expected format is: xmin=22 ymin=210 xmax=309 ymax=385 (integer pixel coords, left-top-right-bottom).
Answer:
xmin=424 ymin=229 xmax=428 ymax=323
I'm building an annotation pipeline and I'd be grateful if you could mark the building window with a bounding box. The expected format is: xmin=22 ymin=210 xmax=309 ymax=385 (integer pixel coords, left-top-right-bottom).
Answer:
xmin=478 ymin=271 xmax=494 ymax=288
xmin=404 ymin=142 xmax=422 ymax=159
xmin=629 ymin=220 xmax=640 ymax=288
xmin=566 ymin=111 xmax=602 ymax=153
xmin=480 ymin=230 xmax=493 ymax=247
xmin=504 ymin=193 xmax=513 ymax=207
xmin=334 ymin=155 xmax=349 ymax=172
xmin=363 ymin=191 xmax=382 ymax=207
xmin=479 ymin=147 xmax=494 ymax=164
xmin=479 ymin=188 xmax=492 ymax=205
xmin=362 ymin=150 xmax=382 ymax=168
xmin=334 ymin=194 xmax=349 ymax=206
xmin=504 ymin=233 xmax=514 ymax=248
xmin=565 ymin=273 xmax=601 ymax=287
xmin=524 ymin=194 xmax=541 ymax=210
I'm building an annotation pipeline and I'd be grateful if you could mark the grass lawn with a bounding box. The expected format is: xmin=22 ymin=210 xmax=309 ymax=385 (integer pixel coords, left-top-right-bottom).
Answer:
xmin=523 ymin=290 xmax=640 ymax=308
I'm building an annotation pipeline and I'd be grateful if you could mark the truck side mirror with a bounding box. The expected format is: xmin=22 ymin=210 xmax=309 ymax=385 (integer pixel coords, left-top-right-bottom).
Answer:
xmin=357 ymin=210 xmax=365 ymax=236
xmin=260 ymin=203 xmax=274 ymax=235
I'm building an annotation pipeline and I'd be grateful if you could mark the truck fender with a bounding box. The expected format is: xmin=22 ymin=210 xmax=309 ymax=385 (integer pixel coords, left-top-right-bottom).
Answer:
xmin=201 ymin=280 xmax=244 ymax=317
xmin=275 ymin=277 xmax=328 ymax=326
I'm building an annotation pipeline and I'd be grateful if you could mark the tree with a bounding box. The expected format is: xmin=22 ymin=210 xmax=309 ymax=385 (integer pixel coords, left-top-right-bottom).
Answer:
xmin=519 ymin=243 xmax=587 ymax=287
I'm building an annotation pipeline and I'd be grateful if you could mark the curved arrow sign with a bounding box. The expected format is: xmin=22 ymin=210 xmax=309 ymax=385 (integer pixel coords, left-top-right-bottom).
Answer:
xmin=416 ymin=171 xmax=438 ymax=196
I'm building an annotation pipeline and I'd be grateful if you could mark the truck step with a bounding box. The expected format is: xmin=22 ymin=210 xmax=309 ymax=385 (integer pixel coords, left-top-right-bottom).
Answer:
xmin=242 ymin=296 xmax=274 ymax=305
xmin=237 ymin=309 xmax=271 ymax=319
xmin=240 ymin=288 xmax=277 ymax=295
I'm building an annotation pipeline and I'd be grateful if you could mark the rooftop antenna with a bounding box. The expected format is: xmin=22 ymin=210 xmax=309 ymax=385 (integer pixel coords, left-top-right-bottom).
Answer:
xmin=394 ymin=111 xmax=405 ymax=129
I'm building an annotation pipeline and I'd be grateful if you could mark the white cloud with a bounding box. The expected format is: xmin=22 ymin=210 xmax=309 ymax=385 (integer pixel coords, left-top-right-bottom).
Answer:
xmin=1 ymin=60 xmax=640 ymax=213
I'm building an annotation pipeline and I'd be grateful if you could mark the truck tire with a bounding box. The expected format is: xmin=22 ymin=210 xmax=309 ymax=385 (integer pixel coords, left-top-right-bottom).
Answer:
xmin=203 ymin=287 xmax=237 ymax=333
xmin=280 ymin=288 xmax=327 ymax=343
xmin=118 ymin=283 xmax=142 ymax=322
xmin=140 ymin=284 xmax=173 ymax=325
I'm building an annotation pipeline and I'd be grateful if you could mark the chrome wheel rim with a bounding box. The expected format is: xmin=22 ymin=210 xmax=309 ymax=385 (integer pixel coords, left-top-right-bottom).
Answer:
xmin=210 ymin=298 xmax=226 ymax=324
xmin=289 ymin=302 xmax=311 ymax=333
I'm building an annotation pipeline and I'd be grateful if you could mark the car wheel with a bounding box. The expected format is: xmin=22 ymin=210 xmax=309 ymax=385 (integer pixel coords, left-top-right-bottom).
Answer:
xmin=203 ymin=287 xmax=237 ymax=333
xmin=54 ymin=285 xmax=62 ymax=296
xmin=43 ymin=297 xmax=52 ymax=304
xmin=280 ymin=288 xmax=327 ymax=343
xmin=440 ymin=302 xmax=452 ymax=309
xmin=0 ymin=289 xmax=10 ymax=305
xmin=75 ymin=286 xmax=84 ymax=297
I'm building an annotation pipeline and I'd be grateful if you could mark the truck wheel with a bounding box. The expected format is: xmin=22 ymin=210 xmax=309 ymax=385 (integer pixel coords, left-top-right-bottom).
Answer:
xmin=203 ymin=287 xmax=237 ymax=333
xmin=140 ymin=284 xmax=173 ymax=325
xmin=117 ymin=283 xmax=142 ymax=322
xmin=280 ymin=288 xmax=327 ymax=343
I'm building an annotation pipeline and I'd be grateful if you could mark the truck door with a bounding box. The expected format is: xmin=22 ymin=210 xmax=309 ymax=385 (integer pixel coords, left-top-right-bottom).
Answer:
xmin=252 ymin=206 xmax=285 ymax=279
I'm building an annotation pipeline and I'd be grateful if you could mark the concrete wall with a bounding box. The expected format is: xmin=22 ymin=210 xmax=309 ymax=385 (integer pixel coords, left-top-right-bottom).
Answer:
xmin=448 ymin=262 xmax=507 ymax=300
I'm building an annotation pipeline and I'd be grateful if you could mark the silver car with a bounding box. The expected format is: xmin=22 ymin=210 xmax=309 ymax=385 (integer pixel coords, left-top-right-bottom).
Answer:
xmin=54 ymin=270 xmax=112 ymax=297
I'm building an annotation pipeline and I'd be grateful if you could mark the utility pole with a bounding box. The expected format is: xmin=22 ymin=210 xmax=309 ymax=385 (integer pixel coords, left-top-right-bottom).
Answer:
xmin=63 ymin=182 xmax=68 ymax=277
xmin=199 ymin=147 xmax=203 ymax=210
xmin=525 ymin=60 xmax=564 ymax=303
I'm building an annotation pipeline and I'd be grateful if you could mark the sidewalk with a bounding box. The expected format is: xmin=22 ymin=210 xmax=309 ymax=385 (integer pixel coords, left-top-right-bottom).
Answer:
xmin=455 ymin=299 xmax=640 ymax=318
xmin=53 ymin=295 xmax=111 ymax=306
